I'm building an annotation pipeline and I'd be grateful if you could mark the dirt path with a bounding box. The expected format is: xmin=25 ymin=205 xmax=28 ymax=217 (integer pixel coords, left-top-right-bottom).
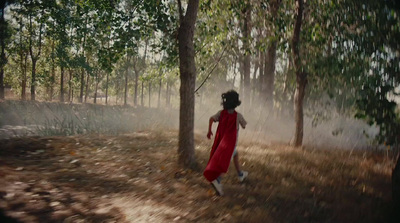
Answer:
xmin=0 ymin=130 xmax=397 ymax=222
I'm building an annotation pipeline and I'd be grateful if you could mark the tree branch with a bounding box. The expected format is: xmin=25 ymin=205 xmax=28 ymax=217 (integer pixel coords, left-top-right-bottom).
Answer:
xmin=194 ymin=45 xmax=227 ymax=93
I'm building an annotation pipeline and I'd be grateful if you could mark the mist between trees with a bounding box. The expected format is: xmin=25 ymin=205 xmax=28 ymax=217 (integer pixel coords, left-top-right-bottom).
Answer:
xmin=0 ymin=94 xmax=379 ymax=153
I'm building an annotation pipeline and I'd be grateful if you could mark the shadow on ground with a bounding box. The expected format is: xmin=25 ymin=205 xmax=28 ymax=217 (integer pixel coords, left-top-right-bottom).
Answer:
xmin=0 ymin=130 xmax=398 ymax=222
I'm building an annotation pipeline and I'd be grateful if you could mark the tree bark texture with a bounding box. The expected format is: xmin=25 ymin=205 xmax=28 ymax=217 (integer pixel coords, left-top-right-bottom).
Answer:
xmin=124 ymin=71 xmax=128 ymax=106
xmin=84 ymin=74 xmax=89 ymax=103
xmin=141 ymin=81 xmax=144 ymax=106
xmin=124 ymin=55 xmax=130 ymax=106
xmin=68 ymin=69 xmax=72 ymax=102
xmin=148 ymin=81 xmax=151 ymax=107
xmin=19 ymin=21 xmax=27 ymax=100
xmin=263 ymin=42 xmax=277 ymax=110
xmin=105 ymin=72 xmax=109 ymax=105
xmin=60 ymin=66 xmax=64 ymax=102
xmin=241 ymin=2 xmax=251 ymax=106
xmin=50 ymin=40 xmax=55 ymax=101
xmin=94 ymin=72 xmax=98 ymax=104
xmin=0 ymin=65 xmax=4 ymax=100
xmin=79 ymin=19 xmax=87 ymax=103
xmin=30 ymin=60 xmax=37 ymax=101
xmin=166 ymin=81 xmax=170 ymax=107
xmin=158 ymin=78 xmax=161 ymax=108
xmin=134 ymin=66 xmax=138 ymax=106
xmin=393 ymin=155 xmax=400 ymax=210
xmin=292 ymin=0 xmax=306 ymax=147
xmin=80 ymin=69 xmax=85 ymax=103
xmin=21 ymin=59 xmax=27 ymax=101
xmin=0 ymin=6 xmax=6 ymax=100
xmin=177 ymin=0 xmax=199 ymax=168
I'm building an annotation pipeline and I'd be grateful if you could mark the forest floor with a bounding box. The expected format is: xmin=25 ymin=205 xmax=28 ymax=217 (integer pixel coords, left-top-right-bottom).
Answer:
xmin=0 ymin=129 xmax=398 ymax=223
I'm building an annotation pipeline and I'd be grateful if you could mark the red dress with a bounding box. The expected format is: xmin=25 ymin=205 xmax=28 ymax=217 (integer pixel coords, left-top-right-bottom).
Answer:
xmin=203 ymin=110 xmax=237 ymax=182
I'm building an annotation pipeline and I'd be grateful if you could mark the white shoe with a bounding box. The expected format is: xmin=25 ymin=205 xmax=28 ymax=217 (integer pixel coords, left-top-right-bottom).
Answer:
xmin=211 ymin=179 xmax=224 ymax=196
xmin=238 ymin=171 xmax=248 ymax=182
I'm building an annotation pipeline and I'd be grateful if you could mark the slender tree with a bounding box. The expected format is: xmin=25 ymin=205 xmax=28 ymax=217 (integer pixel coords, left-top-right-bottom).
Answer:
xmin=0 ymin=2 xmax=8 ymax=99
xmin=124 ymin=53 xmax=131 ymax=106
xmin=292 ymin=0 xmax=305 ymax=147
xmin=177 ymin=0 xmax=200 ymax=168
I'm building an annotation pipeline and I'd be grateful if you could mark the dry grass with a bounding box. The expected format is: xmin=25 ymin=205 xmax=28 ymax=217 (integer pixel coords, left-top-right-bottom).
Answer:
xmin=0 ymin=130 xmax=397 ymax=223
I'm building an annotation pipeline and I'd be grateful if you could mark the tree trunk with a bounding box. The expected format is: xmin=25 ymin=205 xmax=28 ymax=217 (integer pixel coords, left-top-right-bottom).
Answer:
xmin=264 ymin=42 xmax=277 ymax=110
xmin=393 ymin=155 xmax=400 ymax=210
xmin=241 ymin=2 xmax=251 ymax=106
xmin=0 ymin=65 xmax=4 ymax=100
xmin=105 ymin=72 xmax=109 ymax=105
xmin=124 ymin=56 xmax=129 ymax=106
xmin=166 ymin=81 xmax=170 ymax=107
xmin=60 ymin=66 xmax=64 ymax=102
xmin=79 ymin=19 xmax=87 ymax=103
xmin=79 ymin=69 xmax=85 ymax=103
xmin=68 ymin=69 xmax=72 ymax=102
xmin=94 ymin=72 xmax=98 ymax=104
xmin=30 ymin=59 xmax=37 ymax=101
xmin=19 ymin=21 xmax=27 ymax=101
xmin=0 ymin=50 xmax=4 ymax=100
xmin=50 ymin=38 xmax=55 ymax=101
xmin=158 ymin=77 xmax=162 ymax=108
xmin=134 ymin=67 xmax=138 ymax=106
xmin=21 ymin=56 xmax=27 ymax=100
xmin=148 ymin=81 xmax=151 ymax=107
xmin=177 ymin=0 xmax=199 ymax=169
xmin=141 ymin=81 xmax=144 ymax=106
xmin=68 ymin=69 xmax=74 ymax=102
xmin=84 ymin=73 xmax=89 ymax=103
xmin=292 ymin=0 xmax=306 ymax=147
xmin=0 ymin=6 xmax=6 ymax=100
xmin=124 ymin=72 xmax=128 ymax=106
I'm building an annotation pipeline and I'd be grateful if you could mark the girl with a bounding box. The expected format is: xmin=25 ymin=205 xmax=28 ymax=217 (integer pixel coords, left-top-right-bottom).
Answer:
xmin=203 ymin=90 xmax=248 ymax=196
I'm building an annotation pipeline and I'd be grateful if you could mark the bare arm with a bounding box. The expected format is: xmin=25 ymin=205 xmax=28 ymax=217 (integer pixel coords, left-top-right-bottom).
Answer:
xmin=207 ymin=117 xmax=215 ymax=139
xmin=238 ymin=113 xmax=247 ymax=129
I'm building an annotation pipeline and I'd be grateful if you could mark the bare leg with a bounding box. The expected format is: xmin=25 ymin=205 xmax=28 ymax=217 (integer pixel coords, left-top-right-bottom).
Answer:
xmin=233 ymin=153 xmax=241 ymax=174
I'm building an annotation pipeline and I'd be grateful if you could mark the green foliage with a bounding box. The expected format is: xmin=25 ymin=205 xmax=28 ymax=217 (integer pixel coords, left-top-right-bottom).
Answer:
xmin=3 ymin=0 xmax=400 ymax=147
xmin=355 ymin=74 xmax=400 ymax=145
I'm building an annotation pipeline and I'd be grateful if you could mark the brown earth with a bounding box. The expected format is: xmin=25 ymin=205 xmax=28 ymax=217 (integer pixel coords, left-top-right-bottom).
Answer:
xmin=0 ymin=130 xmax=398 ymax=223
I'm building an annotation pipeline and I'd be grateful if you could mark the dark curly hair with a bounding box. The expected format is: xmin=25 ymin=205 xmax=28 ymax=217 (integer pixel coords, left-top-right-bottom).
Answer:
xmin=221 ymin=90 xmax=241 ymax=110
